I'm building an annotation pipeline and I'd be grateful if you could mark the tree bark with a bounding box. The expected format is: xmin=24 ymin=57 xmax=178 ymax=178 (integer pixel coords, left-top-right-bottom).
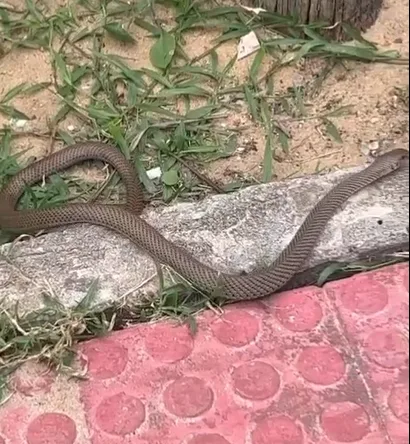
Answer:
xmin=247 ymin=0 xmax=383 ymax=40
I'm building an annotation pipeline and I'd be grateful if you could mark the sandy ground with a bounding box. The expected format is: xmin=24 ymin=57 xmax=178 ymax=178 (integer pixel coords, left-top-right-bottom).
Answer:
xmin=0 ymin=0 xmax=408 ymax=187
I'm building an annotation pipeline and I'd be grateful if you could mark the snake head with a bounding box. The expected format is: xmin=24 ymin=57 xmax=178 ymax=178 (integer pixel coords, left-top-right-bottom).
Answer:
xmin=378 ymin=148 xmax=409 ymax=173
xmin=388 ymin=148 xmax=409 ymax=162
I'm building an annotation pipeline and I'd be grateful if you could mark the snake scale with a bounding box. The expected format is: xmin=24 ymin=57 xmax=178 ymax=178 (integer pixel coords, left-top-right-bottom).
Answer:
xmin=0 ymin=143 xmax=408 ymax=300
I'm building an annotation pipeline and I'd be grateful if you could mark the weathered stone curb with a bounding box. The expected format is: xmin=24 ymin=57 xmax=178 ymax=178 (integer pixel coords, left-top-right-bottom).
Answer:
xmin=1 ymin=161 xmax=408 ymax=311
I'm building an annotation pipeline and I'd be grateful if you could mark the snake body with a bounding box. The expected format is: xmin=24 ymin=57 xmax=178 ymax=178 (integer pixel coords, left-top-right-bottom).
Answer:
xmin=0 ymin=143 xmax=408 ymax=300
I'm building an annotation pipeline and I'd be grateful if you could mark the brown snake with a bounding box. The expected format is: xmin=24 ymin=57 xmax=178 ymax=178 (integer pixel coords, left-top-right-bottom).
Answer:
xmin=0 ymin=143 xmax=408 ymax=301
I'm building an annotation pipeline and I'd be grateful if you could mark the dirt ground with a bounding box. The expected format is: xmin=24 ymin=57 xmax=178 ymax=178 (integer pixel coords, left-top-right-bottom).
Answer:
xmin=0 ymin=0 xmax=408 ymax=187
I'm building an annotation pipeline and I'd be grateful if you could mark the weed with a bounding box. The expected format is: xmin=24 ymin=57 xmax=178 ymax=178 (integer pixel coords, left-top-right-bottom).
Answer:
xmin=0 ymin=0 xmax=405 ymax=203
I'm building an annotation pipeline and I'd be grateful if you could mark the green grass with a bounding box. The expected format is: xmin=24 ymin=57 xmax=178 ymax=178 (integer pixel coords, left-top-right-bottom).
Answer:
xmin=0 ymin=269 xmax=223 ymax=404
xmin=0 ymin=0 xmax=406 ymax=197
xmin=0 ymin=0 xmax=408 ymax=393
xmin=316 ymin=256 xmax=409 ymax=286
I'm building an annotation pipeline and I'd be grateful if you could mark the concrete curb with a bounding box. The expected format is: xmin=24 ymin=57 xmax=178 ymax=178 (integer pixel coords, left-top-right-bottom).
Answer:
xmin=1 ymin=161 xmax=408 ymax=311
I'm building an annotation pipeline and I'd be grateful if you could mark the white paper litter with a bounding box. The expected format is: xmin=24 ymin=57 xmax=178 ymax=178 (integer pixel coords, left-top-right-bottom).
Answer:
xmin=146 ymin=166 xmax=162 ymax=180
xmin=10 ymin=119 xmax=28 ymax=129
xmin=237 ymin=31 xmax=261 ymax=60
xmin=241 ymin=5 xmax=267 ymax=15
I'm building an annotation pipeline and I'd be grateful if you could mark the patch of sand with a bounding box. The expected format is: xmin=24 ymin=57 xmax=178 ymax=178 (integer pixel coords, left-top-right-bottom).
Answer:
xmin=0 ymin=0 xmax=408 ymax=187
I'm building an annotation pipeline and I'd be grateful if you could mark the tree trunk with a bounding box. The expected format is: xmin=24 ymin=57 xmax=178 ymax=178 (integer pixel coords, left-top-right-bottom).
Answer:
xmin=247 ymin=0 xmax=383 ymax=40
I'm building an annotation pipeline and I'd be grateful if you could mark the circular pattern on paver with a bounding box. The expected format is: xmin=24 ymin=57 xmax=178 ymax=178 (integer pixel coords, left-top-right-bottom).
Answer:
xmin=186 ymin=433 xmax=231 ymax=444
xmin=164 ymin=377 xmax=214 ymax=417
xmin=339 ymin=279 xmax=388 ymax=315
xmin=145 ymin=324 xmax=194 ymax=363
xmin=82 ymin=339 xmax=128 ymax=379
xmin=211 ymin=311 xmax=259 ymax=347
xmin=321 ymin=402 xmax=370 ymax=442
xmin=365 ymin=330 xmax=408 ymax=368
xmin=388 ymin=384 xmax=409 ymax=423
xmin=95 ymin=392 xmax=145 ymax=436
xmin=274 ymin=290 xmax=323 ymax=332
xmin=251 ymin=415 xmax=303 ymax=444
xmin=297 ymin=346 xmax=345 ymax=385
xmin=27 ymin=413 xmax=77 ymax=444
xmin=232 ymin=361 xmax=280 ymax=400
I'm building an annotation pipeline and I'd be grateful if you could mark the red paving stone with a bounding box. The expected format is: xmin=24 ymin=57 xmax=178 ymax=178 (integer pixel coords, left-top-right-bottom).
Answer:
xmin=0 ymin=263 xmax=408 ymax=444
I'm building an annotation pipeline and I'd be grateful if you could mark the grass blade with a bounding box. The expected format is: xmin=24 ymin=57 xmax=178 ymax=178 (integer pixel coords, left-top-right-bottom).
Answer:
xmin=244 ymin=85 xmax=260 ymax=121
xmin=149 ymin=30 xmax=176 ymax=70
xmin=323 ymin=118 xmax=342 ymax=143
xmin=104 ymin=22 xmax=135 ymax=43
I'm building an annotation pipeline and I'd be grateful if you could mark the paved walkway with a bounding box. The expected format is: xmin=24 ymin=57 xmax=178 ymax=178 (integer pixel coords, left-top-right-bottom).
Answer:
xmin=0 ymin=263 xmax=408 ymax=444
